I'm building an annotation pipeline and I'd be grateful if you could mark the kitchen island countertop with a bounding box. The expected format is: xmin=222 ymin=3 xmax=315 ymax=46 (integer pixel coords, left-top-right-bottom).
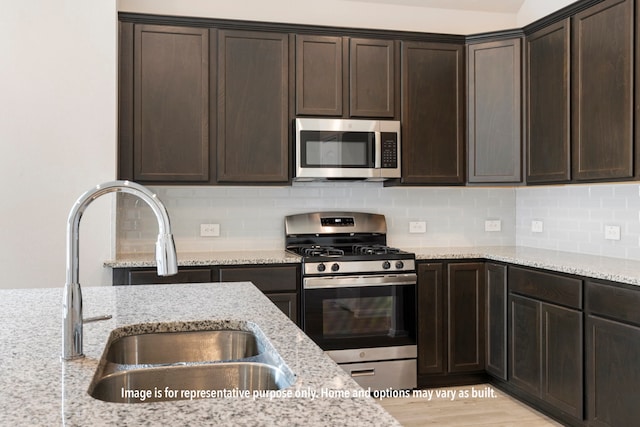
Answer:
xmin=0 ymin=282 xmax=401 ymax=426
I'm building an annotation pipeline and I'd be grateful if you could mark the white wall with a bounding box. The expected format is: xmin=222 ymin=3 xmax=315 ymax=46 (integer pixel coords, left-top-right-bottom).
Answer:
xmin=517 ymin=0 xmax=578 ymax=27
xmin=0 ymin=1 xmax=117 ymax=289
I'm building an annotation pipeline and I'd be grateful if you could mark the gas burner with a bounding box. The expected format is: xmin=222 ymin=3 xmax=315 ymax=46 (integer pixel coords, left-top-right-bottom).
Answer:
xmin=352 ymin=244 xmax=401 ymax=255
xmin=301 ymin=246 xmax=345 ymax=257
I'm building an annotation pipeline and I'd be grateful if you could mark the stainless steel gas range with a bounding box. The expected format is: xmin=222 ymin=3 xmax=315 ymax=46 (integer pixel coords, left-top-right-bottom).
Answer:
xmin=285 ymin=211 xmax=417 ymax=390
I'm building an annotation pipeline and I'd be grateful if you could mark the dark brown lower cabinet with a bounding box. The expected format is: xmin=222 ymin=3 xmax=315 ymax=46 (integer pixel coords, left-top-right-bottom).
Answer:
xmin=112 ymin=264 xmax=300 ymax=324
xmin=510 ymin=294 xmax=541 ymax=395
xmin=113 ymin=267 xmax=213 ymax=286
xmin=541 ymin=303 xmax=583 ymax=417
xmin=510 ymin=294 xmax=583 ymax=419
xmin=417 ymin=262 xmax=485 ymax=384
xmin=447 ymin=263 xmax=485 ymax=373
xmin=485 ymin=263 xmax=507 ymax=380
xmin=218 ymin=265 xmax=299 ymax=324
xmin=417 ymin=263 xmax=444 ymax=375
xmin=586 ymin=280 xmax=640 ymax=426
xmin=508 ymin=266 xmax=583 ymax=422
xmin=586 ymin=316 xmax=640 ymax=427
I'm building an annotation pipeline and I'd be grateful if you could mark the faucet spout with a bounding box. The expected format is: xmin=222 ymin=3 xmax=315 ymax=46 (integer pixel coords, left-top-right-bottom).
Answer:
xmin=62 ymin=180 xmax=177 ymax=360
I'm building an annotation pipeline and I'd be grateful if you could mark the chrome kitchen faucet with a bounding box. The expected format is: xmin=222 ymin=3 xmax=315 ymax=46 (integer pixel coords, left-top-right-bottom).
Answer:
xmin=62 ymin=180 xmax=178 ymax=360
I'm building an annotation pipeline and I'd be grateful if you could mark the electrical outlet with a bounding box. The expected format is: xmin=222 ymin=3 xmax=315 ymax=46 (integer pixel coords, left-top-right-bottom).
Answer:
xmin=200 ymin=223 xmax=220 ymax=237
xmin=531 ymin=220 xmax=544 ymax=233
xmin=484 ymin=219 xmax=501 ymax=232
xmin=409 ymin=221 xmax=427 ymax=234
xmin=604 ymin=225 xmax=620 ymax=241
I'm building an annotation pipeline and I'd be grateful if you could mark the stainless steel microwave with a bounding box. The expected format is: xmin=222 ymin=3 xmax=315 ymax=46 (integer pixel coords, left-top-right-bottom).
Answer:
xmin=294 ymin=118 xmax=401 ymax=181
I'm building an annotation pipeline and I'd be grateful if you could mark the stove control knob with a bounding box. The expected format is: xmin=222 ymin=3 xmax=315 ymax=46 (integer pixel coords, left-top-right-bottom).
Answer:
xmin=382 ymin=261 xmax=391 ymax=270
xmin=317 ymin=263 xmax=326 ymax=272
xmin=395 ymin=261 xmax=404 ymax=269
xmin=331 ymin=263 xmax=340 ymax=272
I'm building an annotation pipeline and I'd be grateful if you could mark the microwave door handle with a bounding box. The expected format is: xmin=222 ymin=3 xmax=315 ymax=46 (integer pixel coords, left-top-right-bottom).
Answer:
xmin=374 ymin=131 xmax=381 ymax=168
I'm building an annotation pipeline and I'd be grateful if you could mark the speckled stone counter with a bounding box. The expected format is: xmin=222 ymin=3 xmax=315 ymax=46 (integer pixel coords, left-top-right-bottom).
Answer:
xmin=0 ymin=283 xmax=400 ymax=427
xmin=105 ymin=250 xmax=301 ymax=268
xmin=409 ymin=245 xmax=640 ymax=287
xmin=108 ymin=246 xmax=640 ymax=287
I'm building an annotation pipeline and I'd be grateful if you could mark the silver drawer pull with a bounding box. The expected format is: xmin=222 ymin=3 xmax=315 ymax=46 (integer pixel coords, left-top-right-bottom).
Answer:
xmin=351 ymin=368 xmax=375 ymax=377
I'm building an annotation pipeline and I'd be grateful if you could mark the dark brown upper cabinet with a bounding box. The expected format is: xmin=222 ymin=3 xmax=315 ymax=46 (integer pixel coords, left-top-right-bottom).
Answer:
xmin=467 ymin=37 xmax=523 ymax=183
xmin=349 ymin=38 xmax=396 ymax=118
xmin=401 ymin=41 xmax=465 ymax=185
xmin=295 ymin=35 xmax=344 ymax=116
xmin=217 ymin=30 xmax=290 ymax=183
xmin=572 ymin=0 xmax=634 ymax=181
xmin=119 ymin=24 xmax=211 ymax=183
xmin=295 ymin=35 xmax=396 ymax=118
xmin=526 ymin=19 xmax=571 ymax=184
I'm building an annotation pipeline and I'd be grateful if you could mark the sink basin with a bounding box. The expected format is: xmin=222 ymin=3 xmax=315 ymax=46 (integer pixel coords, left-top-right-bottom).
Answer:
xmin=90 ymin=362 xmax=290 ymax=403
xmin=89 ymin=322 xmax=296 ymax=404
xmin=105 ymin=330 xmax=260 ymax=364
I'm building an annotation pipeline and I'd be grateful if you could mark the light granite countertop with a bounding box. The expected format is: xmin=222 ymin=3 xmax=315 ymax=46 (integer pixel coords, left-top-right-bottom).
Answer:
xmin=105 ymin=250 xmax=301 ymax=268
xmin=409 ymin=245 xmax=640 ymax=287
xmin=107 ymin=246 xmax=640 ymax=287
xmin=0 ymin=282 xmax=401 ymax=427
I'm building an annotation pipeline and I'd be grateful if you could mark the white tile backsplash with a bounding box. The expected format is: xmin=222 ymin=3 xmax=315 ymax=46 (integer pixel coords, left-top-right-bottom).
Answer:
xmin=516 ymin=182 xmax=640 ymax=260
xmin=117 ymin=181 xmax=640 ymax=261
xmin=116 ymin=182 xmax=516 ymax=254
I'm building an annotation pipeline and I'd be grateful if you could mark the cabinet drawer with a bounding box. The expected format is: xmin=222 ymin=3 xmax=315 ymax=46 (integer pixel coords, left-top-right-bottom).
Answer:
xmin=509 ymin=266 xmax=582 ymax=309
xmin=116 ymin=267 xmax=212 ymax=285
xmin=218 ymin=265 xmax=298 ymax=292
xmin=586 ymin=281 xmax=640 ymax=326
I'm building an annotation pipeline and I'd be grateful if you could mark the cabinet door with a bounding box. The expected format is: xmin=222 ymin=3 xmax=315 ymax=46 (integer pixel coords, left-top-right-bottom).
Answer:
xmin=417 ymin=263 xmax=445 ymax=375
xmin=542 ymin=303 xmax=583 ymax=419
xmin=486 ymin=263 xmax=507 ymax=380
xmin=126 ymin=24 xmax=210 ymax=182
xmin=467 ymin=38 xmax=522 ymax=183
xmin=295 ymin=35 xmax=343 ymax=116
xmin=510 ymin=294 xmax=541 ymax=395
xmin=572 ymin=0 xmax=633 ymax=181
xmin=526 ymin=19 xmax=571 ymax=183
xmin=266 ymin=293 xmax=299 ymax=325
xmin=447 ymin=263 xmax=485 ymax=373
xmin=349 ymin=38 xmax=395 ymax=117
xmin=401 ymin=41 xmax=465 ymax=184
xmin=587 ymin=315 xmax=640 ymax=427
xmin=217 ymin=30 xmax=289 ymax=183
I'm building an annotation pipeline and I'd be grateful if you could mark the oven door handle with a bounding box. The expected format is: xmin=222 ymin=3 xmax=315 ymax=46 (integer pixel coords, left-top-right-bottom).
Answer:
xmin=303 ymin=273 xmax=417 ymax=289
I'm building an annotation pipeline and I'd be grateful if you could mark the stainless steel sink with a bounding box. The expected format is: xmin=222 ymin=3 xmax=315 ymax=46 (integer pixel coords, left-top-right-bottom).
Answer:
xmin=90 ymin=362 xmax=290 ymax=403
xmin=88 ymin=323 xmax=295 ymax=404
xmin=105 ymin=330 xmax=260 ymax=364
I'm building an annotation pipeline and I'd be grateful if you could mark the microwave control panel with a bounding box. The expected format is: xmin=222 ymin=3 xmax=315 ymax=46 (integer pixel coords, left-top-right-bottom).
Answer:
xmin=381 ymin=132 xmax=398 ymax=168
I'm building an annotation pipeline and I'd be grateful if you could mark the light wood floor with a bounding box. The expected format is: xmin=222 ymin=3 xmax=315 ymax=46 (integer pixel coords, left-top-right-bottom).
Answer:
xmin=377 ymin=384 xmax=564 ymax=426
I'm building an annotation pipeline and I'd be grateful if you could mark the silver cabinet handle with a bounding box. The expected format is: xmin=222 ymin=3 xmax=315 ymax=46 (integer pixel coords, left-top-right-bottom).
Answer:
xmin=351 ymin=368 xmax=375 ymax=377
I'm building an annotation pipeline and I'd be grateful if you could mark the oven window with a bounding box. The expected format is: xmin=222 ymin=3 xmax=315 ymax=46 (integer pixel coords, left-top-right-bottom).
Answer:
xmin=323 ymin=295 xmax=394 ymax=337
xmin=304 ymin=284 xmax=416 ymax=350
xmin=300 ymin=131 xmax=374 ymax=168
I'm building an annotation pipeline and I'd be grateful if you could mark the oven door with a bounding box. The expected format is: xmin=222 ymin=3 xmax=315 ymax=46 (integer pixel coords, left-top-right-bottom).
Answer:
xmin=302 ymin=274 xmax=417 ymax=351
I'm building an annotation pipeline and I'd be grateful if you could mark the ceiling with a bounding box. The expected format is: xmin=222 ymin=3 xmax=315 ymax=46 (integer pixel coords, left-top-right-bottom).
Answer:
xmin=349 ymin=0 xmax=527 ymax=13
